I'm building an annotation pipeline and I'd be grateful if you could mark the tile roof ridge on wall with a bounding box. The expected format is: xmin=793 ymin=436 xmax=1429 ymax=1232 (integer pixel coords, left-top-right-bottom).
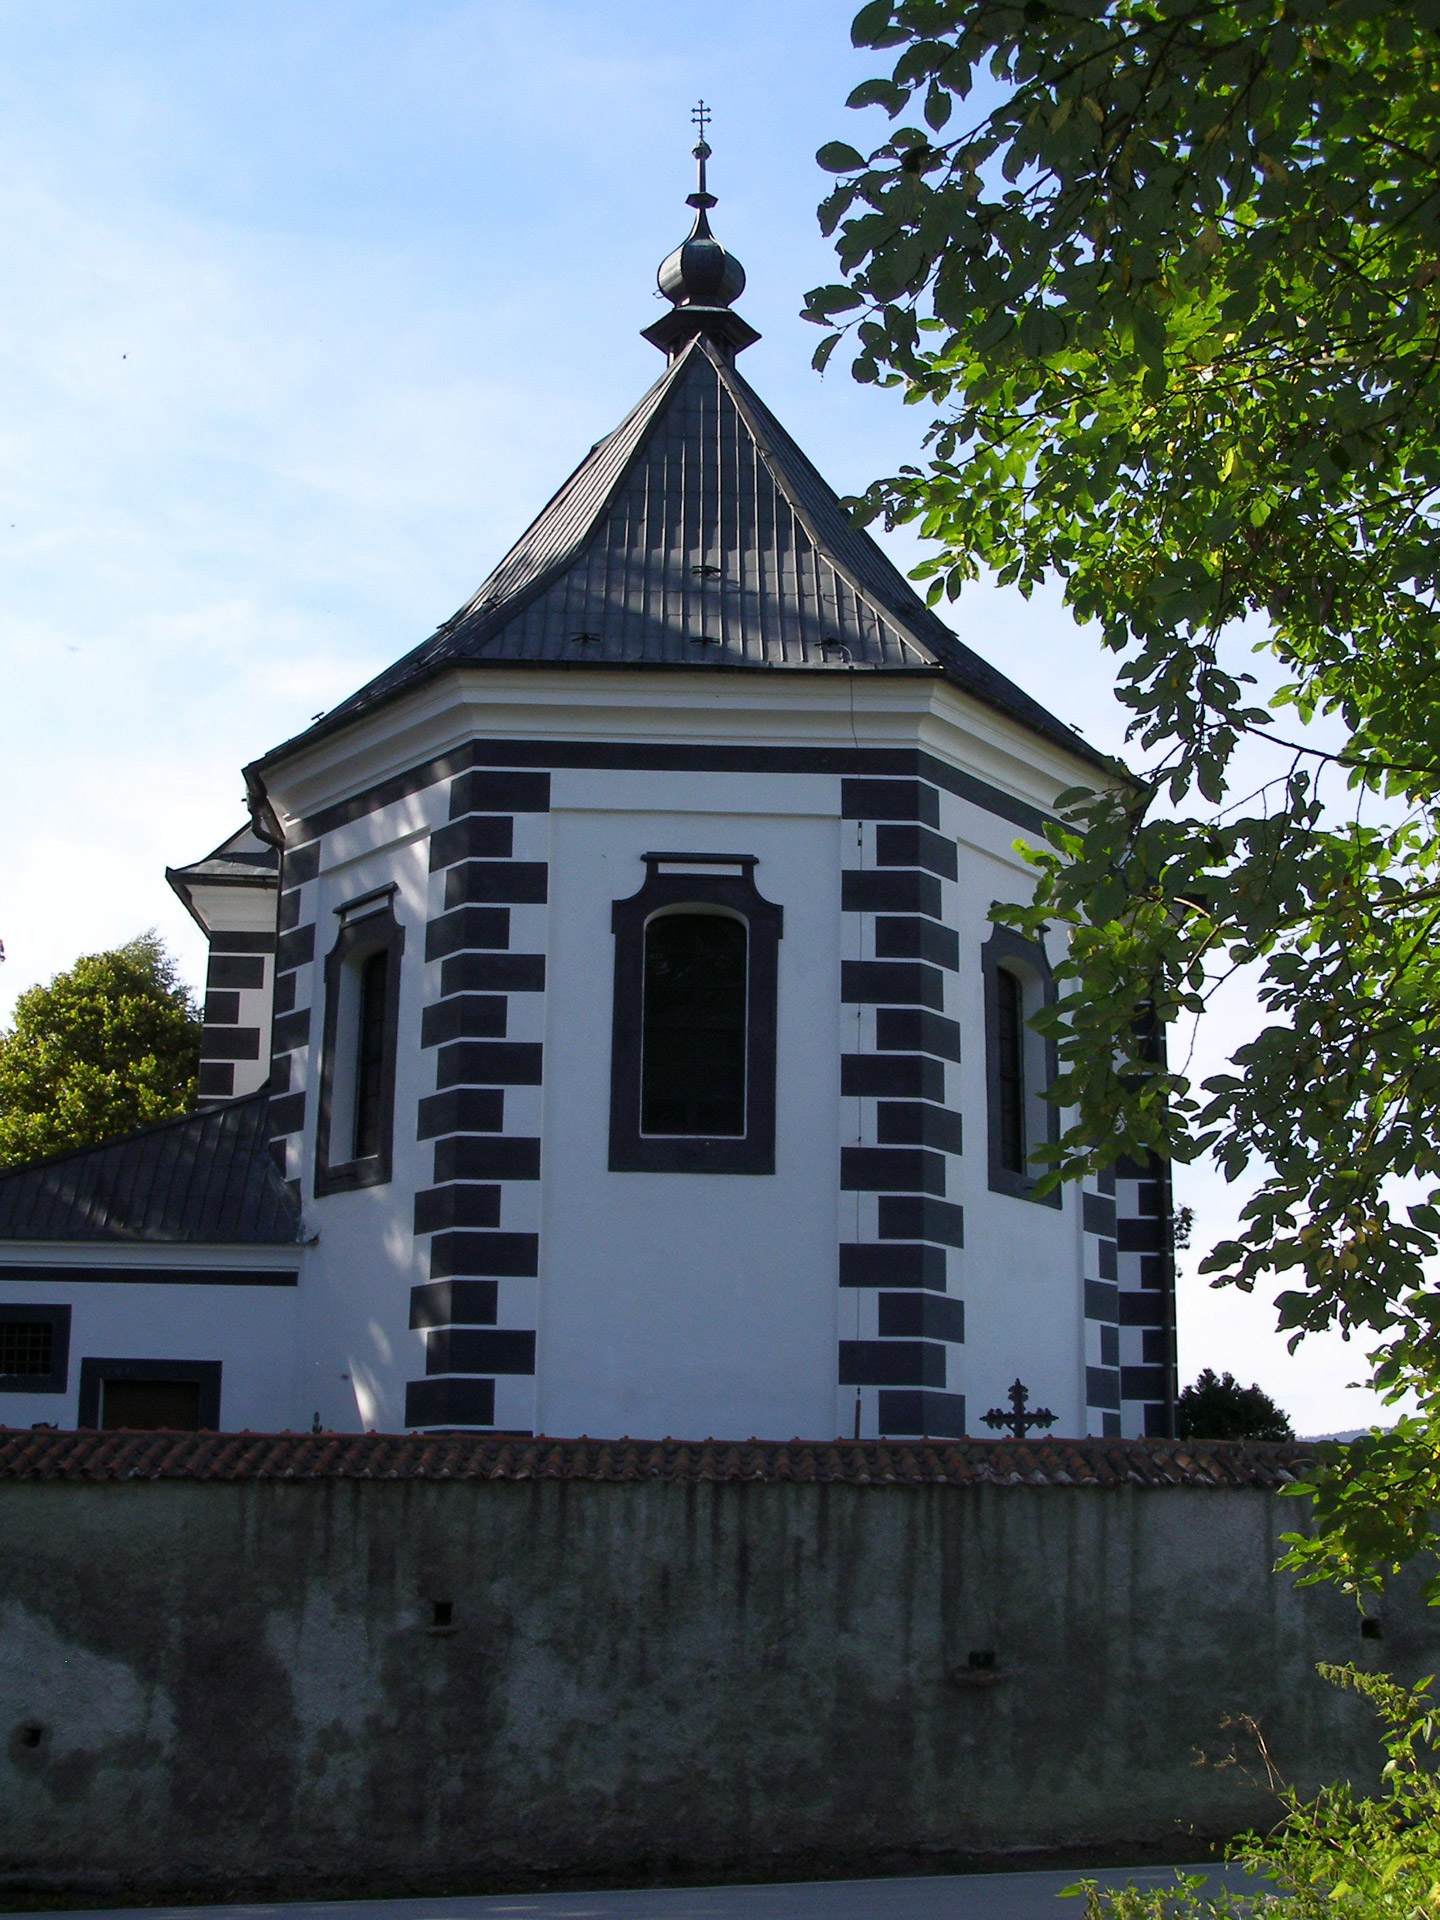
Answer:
xmin=0 ymin=1430 xmax=1314 ymax=1489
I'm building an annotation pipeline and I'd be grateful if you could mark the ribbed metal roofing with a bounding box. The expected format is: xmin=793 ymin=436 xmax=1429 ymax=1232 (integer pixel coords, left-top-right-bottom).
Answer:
xmin=166 ymin=824 xmax=278 ymax=891
xmin=289 ymin=338 xmax=1105 ymax=769
xmin=0 ymin=1092 xmax=302 ymax=1245
xmin=0 ymin=1431 xmax=1311 ymax=1487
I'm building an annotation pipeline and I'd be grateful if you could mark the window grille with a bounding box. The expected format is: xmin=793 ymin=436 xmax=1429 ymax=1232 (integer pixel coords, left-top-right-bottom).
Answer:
xmin=0 ymin=1320 xmax=53 ymax=1377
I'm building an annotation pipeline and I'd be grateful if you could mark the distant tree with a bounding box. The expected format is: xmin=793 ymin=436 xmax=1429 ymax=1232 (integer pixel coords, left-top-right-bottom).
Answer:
xmin=1177 ymin=1368 xmax=1294 ymax=1444
xmin=0 ymin=934 xmax=201 ymax=1168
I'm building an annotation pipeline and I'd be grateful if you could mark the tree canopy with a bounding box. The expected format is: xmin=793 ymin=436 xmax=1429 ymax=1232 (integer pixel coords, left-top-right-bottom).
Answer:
xmin=0 ymin=934 xmax=201 ymax=1167
xmin=807 ymin=0 xmax=1440 ymax=1592
xmin=1177 ymin=1367 xmax=1294 ymax=1442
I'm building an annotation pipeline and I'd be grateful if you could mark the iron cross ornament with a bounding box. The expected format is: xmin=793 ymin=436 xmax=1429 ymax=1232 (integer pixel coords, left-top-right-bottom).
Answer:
xmin=982 ymin=1379 xmax=1057 ymax=1441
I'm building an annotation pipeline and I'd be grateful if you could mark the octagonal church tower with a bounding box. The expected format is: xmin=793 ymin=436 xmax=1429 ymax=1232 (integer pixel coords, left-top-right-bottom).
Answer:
xmin=0 ymin=139 xmax=1176 ymax=1441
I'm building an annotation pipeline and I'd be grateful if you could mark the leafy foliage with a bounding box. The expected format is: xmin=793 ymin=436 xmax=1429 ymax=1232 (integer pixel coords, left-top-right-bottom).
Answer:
xmin=1065 ymin=1666 xmax=1440 ymax=1920
xmin=1177 ymin=1368 xmax=1293 ymax=1442
xmin=808 ymin=0 xmax=1440 ymax=1594
xmin=0 ymin=934 xmax=201 ymax=1168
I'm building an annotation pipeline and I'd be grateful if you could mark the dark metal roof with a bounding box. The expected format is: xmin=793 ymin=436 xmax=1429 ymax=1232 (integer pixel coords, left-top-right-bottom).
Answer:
xmin=0 ymin=1092 xmax=302 ymax=1246
xmin=0 ymin=1431 xmax=1313 ymax=1487
xmin=259 ymin=338 xmax=1108 ymax=774
xmin=166 ymin=824 xmax=279 ymax=932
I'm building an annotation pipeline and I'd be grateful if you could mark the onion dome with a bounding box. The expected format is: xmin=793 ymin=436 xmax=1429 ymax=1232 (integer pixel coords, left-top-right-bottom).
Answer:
xmin=642 ymin=111 xmax=760 ymax=361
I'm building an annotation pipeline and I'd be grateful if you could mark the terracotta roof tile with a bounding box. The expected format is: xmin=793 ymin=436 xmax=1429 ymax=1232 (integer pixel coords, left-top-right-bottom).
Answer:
xmin=0 ymin=1431 xmax=1313 ymax=1488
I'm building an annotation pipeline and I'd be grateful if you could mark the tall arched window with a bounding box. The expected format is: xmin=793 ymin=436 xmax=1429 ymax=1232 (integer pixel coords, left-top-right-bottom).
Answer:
xmin=641 ymin=911 xmax=748 ymax=1137
xmin=316 ymin=891 xmax=406 ymax=1195
xmin=610 ymin=854 xmax=783 ymax=1174
xmin=993 ymin=965 xmax=1026 ymax=1176
xmin=352 ymin=948 xmax=391 ymax=1161
xmin=981 ymin=925 xmax=1059 ymax=1206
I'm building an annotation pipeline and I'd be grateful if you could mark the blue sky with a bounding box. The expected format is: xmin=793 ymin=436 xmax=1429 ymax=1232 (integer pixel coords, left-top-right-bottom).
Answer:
xmin=0 ymin=0 xmax=1388 ymax=1431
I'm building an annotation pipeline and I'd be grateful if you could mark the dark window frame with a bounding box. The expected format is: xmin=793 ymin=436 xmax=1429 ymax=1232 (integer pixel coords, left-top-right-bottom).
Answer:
xmin=77 ymin=1358 xmax=222 ymax=1430
xmin=609 ymin=854 xmax=782 ymax=1174
xmin=0 ymin=1304 xmax=71 ymax=1394
xmin=315 ymin=893 xmax=407 ymax=1196
xmin=982 ymin=925 xmax=1060 ymax=1206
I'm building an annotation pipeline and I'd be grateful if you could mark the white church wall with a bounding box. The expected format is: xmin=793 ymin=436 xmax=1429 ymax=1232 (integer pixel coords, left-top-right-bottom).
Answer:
xmin=246 ymin=672 xmax=1167 ymax=1442
xmin=287 ymin=799 xmax=445 ymax=1435
xmin=537 ymin=791 xmax=842 ymax=1441
xmin=941 ymin=813 xmax=1089 ymax=1438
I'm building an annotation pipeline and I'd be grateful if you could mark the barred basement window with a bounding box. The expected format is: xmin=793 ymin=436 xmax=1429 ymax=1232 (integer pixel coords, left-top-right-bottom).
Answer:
xmin=610 ymin=853 xmax=782 ymax=1175
xmin=0 ymin=1320 xmax=53 ymax=1377
xmin=0 ymin=1305 xmax=71 ymax=1394
xmin=316 ymin=890 xmax=407 ymax=1196
xmin=982 ymin=926 xmax=1060 ymax=1207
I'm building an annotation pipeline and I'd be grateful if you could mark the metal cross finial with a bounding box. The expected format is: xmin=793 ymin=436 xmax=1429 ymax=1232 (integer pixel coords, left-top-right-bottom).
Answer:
xmin=982 ymin=1378 xmax=1058 ymax=1442
xmin=687 ymin=100 xmax=716 ymax=211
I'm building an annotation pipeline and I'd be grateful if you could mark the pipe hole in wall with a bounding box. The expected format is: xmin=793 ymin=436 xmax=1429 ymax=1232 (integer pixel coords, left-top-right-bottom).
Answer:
xmin=1360 ymin=1617 xmax=1383 ymax=1641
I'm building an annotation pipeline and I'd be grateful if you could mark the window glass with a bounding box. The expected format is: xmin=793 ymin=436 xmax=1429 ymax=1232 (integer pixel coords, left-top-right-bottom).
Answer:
xmin=641 ymin=912 xmax=747 ymax=1137
xmin=101 ymin=1378 xmax=201 ymax=1431
xmin=995 ymin=967 xmax=1026 ymax=1174
xmin=352 ymin=949 xmax=389 ymax=1161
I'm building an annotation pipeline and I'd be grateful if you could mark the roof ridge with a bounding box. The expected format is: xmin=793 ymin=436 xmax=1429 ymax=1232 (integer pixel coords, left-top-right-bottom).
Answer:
xmin=0 ymin=1429 xmax=1315 ymax=1488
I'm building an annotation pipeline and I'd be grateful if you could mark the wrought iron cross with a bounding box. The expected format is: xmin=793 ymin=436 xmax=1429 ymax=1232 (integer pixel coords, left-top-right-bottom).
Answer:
xmin=691 ymin=99 xmax=712 ymax=140
xmin=982 ymin=1378 xmax=1057 ymax=1441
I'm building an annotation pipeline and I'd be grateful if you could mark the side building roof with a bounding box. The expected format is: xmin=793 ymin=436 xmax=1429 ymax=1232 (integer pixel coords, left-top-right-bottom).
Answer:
xmin=251 ymin=336 xmax=1110 ymax=782
xmin=0 ymin=1092 xmax=302 ymax=1245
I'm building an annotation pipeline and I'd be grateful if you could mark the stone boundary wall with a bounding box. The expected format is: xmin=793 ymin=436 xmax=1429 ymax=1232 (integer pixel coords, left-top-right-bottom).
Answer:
xmin=0 ymin=1435 xmax=1435 ymax=1898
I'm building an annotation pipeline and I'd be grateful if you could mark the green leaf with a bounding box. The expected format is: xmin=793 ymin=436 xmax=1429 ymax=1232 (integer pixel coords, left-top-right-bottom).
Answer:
xmin=817 ymin=141 xmax=866 ymax=174
xmin=851 ymin=0 xmax=898 ymax=47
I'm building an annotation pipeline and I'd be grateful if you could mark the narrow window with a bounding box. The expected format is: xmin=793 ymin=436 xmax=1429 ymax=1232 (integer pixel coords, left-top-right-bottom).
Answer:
xmin=352 ymin=948 xmax=389 ymax=1161
xmin=315 ymin=895 xmax=406 ymax=1196
xmin=995 ymin=967 xmax=1026 ymax=1174
xmin=982 ymin=927 xmax=1060 ymax=1206
xmin=641 ymin=912 xmax=747 ymax=1136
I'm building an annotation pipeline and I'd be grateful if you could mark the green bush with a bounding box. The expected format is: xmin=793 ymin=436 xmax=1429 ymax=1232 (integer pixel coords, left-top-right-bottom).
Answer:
xmin=1066 ymin=1667 xmax=1440 ymax=1919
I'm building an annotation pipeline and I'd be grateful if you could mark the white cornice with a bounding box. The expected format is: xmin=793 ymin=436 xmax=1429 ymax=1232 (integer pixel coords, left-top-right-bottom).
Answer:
xmin=259 ymin=666 xmax=1116 ymax=836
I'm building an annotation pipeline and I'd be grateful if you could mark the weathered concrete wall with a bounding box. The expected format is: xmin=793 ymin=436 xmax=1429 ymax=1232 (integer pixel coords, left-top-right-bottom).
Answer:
xmin=0 ymin=1476 xmax=1434 ymax=1896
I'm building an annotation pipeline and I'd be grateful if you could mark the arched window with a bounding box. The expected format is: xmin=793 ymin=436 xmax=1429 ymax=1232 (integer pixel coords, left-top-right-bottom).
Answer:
xmin=316 ymin=891 xmax=406 ymax=1195
xmin=993 ymin=965 xmax=1027 ymax=1176
xmin=610 ymin=854 xmax=783 ymax=1174
xmin=352 ymin=948 xmax=391 ymax=1161
xmin=641 ymin=910 xmax=748 ymax=1137
xmin=981 ymin=926 xmax=1059 ymax=1206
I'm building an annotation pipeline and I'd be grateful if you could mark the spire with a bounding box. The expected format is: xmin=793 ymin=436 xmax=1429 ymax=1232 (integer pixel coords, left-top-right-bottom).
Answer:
xmin=642 ymin=103 xmax=760 ymax=362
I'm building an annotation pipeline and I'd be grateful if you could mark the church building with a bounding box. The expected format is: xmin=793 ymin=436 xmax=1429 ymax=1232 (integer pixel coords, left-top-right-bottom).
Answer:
xmin=0 ymin=137 xmax=1176 ymax=1442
